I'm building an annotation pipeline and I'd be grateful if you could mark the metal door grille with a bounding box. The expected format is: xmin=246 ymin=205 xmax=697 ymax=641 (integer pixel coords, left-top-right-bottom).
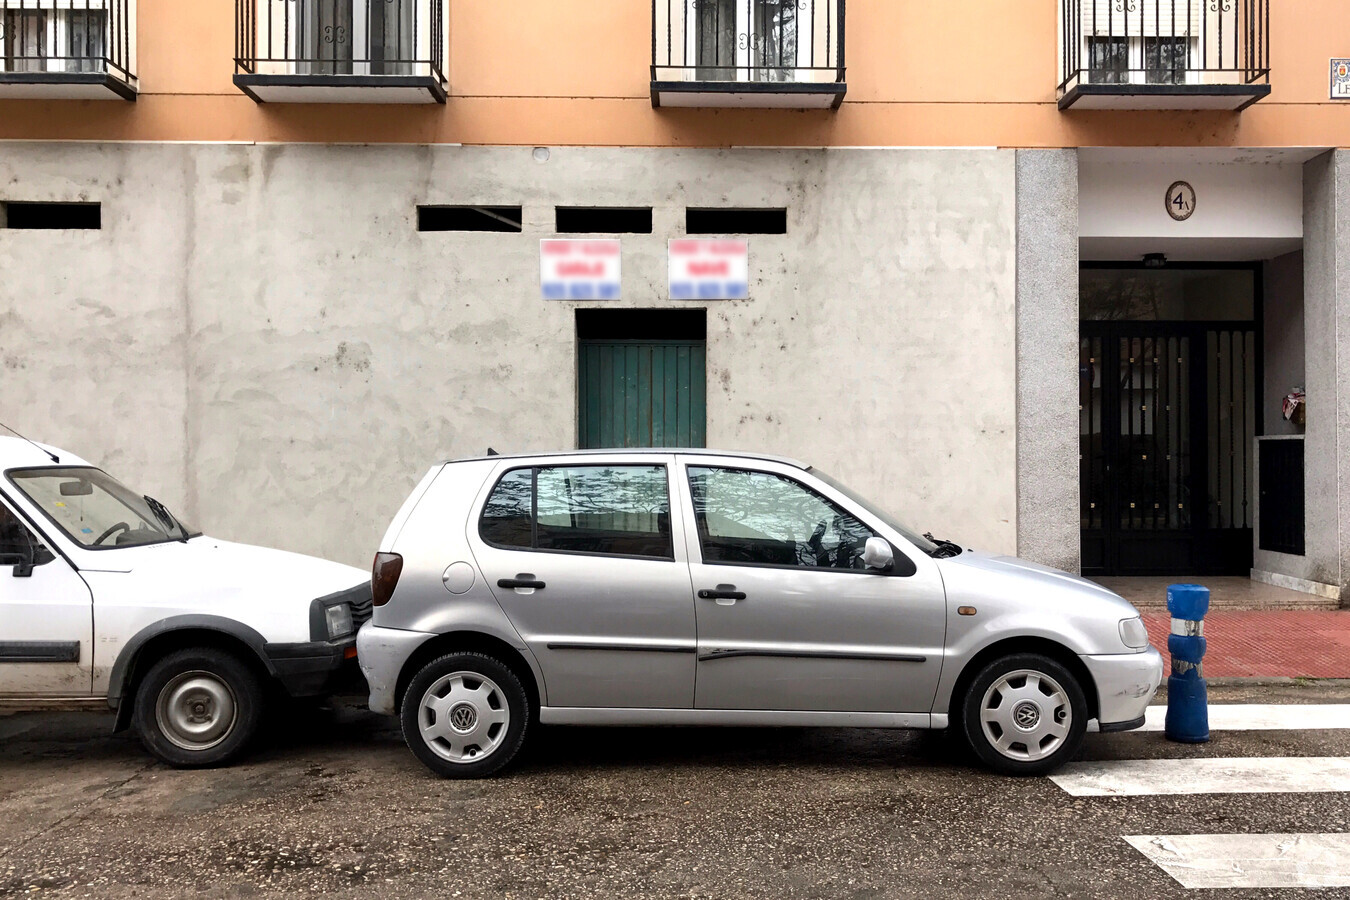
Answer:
xmin=1081 ymin=323 xmax=1255 ymax=575
xmin=578 ymin=340 xmax=706 ymax=450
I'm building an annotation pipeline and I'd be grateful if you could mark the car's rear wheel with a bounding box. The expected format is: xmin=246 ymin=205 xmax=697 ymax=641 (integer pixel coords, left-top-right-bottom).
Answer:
xmin=960 ymin=652 xmax=1087 ymax=776
xmin=133 ymin=647 xmax=264 ymax=768
xmin=400 ymin=652 xmax=529 ymax=779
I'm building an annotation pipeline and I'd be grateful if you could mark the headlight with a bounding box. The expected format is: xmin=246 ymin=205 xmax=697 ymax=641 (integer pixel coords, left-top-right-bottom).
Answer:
xmin=324 ymin=603 xmax=354 ymax=640
xmin=1119 ymin=616 xmax=1149 ymax=650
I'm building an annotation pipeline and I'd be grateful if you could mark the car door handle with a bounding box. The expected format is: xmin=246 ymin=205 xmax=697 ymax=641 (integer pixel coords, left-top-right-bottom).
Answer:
xmin=698 ymin=585 xmax=746 ymax=601
xmin=498 ymin=575 xmax=545 ymax=590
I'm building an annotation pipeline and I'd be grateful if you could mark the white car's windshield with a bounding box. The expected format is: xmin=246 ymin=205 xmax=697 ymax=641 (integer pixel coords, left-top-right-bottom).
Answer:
xmin=806 ymin=466 xmax=944 ymax=556
xmin=7 ymin=466 xmax=197 ymax=549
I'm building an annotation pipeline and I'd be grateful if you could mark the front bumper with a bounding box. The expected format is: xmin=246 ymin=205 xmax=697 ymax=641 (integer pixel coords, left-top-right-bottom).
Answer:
xmin=264 ymin=637 xmax=360 ymax=697
xmin=356 ymin=622 xmax=437 ymax=716
xmin=1081 ymin=646 xmax=1164 ymax=730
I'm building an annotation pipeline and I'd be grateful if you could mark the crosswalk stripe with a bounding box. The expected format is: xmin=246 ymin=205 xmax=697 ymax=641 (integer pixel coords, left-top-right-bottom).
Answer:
xmin=1125 ymin=834 xmax=1350 ymax=889
xmin=1136 ymin=704 xmax=1350 ymax=732
xmin=1051 ymin=756 xmax=1350 ymax=796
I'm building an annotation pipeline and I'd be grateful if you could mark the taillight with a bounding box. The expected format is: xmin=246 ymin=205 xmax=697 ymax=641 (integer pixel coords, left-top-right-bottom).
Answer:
xmin=372 ymin=552 xmax=404 ymax=607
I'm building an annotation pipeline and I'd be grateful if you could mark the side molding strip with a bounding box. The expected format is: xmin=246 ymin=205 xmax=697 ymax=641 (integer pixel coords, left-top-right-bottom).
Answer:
xmin=697 ymin=648 xmax=926 ymax=663
xmin=546 ymin=642 xmax=696 ymax=654
xmin=0 ymin=641 xmax=80 ymax=663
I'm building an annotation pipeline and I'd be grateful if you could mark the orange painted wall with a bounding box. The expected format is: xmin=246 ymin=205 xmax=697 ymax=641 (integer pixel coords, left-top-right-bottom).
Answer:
xmin=1 ymin=0 xmax=1347 ymax=147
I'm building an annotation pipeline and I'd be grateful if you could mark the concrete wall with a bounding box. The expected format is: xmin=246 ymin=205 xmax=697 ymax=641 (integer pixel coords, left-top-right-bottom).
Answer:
xmin=1262 ymin=151 xmax=1350 ymax=600
xmin=0 ymin=143 xmax=1018 ymax=568
xmin=1263 ymin=251 xmax=1305 ymax=438
xmin=1015 ymin=150 xmax=1080 ymax=572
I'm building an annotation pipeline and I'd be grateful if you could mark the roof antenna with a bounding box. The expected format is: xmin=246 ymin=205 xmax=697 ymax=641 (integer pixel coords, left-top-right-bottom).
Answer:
xmin=0 ymin=420 xmax=59 ymax=463
xmin=486 ymin=447 xmax=500 ymax=457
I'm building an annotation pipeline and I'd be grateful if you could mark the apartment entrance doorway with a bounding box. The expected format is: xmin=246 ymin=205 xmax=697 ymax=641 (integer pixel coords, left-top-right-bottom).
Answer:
xmin=1079 ymin=265 xmax=1260 ymax=576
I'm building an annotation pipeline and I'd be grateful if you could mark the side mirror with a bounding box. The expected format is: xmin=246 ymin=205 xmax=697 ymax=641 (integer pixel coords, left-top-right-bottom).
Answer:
xmin=12 ymin=543 xmax=54 ymax=578
xmin=863 ymin=537 xmax=894 ymax=573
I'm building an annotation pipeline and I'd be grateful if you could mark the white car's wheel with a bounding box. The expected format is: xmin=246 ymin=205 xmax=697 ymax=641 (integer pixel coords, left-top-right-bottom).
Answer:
xmin=133 ymin=648 xmax=263 ymax=768
xmin=960 ymin=653 xmax=1087 ymax=776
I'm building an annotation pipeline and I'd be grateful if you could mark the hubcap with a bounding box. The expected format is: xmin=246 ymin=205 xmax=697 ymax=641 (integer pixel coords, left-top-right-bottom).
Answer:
xmin=155 ymin=670 xmax=238 ymax=752
xmin=418 ymin=671 xmax=510 ymax=764
xmin=979 ymin=669 xmax=1072 ymax=762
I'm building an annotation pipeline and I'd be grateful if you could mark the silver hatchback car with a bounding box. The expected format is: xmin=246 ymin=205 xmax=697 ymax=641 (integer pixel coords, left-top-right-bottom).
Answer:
xmin=358 ymin=450 xmax=1163 ymax=778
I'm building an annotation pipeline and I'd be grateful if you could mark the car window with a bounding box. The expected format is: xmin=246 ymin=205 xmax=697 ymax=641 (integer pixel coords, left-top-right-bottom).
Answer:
xmin=479 ymin=465 xmax=674 ymax=560
xmin=479 ymin=468 xmax=533 ymax=549
xmin=687 ymin=466 xmax=877 ymax=570
xmin=0 ymin=502 xmax=40 ymax=566
xmin=7 ymin=467 xmax=194 ymax=550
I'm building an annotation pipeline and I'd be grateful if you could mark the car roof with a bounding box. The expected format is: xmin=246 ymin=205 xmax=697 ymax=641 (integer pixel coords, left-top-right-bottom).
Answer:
xmin=0 ymin=437 xmax=94 ymax=470
xmin=445 ymin=448 xmax=809 ymax=469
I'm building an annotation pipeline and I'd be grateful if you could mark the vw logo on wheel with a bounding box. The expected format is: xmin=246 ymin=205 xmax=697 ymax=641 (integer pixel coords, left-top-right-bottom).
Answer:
xmin=449 ymin=703 xmax=478 ymax=733
xmin=1012 ymin=701 xmax=1041 ymax=731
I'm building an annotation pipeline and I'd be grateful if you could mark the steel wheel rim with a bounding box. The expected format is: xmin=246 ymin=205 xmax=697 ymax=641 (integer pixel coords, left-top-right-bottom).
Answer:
xmin=979 ymin=668 xmax=1072 ymax=762
xmin=155 ymin=670 xmax=238 ymax=752
xmin=417 ymin=671 xmax=511 ymax=764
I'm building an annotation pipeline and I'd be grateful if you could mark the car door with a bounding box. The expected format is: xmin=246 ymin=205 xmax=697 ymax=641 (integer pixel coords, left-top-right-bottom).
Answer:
xmin=468 ymin=455 xmax=697 ymax=709
xmin=675 ymin=457 xmax=947 ymax=713
xmin=0 ymin=494 xmax=94 ymax=697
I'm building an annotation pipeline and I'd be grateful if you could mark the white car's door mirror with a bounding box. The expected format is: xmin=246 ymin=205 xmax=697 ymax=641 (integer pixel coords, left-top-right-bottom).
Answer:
xmin=862 ymin=537 xmax=894 ymax=573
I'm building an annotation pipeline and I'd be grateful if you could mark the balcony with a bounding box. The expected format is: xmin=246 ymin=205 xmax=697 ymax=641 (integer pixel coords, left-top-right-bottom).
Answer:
xmin=0 ymin=0 xmax=136 ymax=100
xmin=234 ymin=0 xmax=445 ymax=103
xmin=651 ymin=0 xmax=845 ymax=109
xmin=1059 ymin=0 xmax=1270 ymax=110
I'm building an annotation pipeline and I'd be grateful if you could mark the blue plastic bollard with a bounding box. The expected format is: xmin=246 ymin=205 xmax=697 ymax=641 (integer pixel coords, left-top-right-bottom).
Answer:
xmin=1165 ymin=583 xmax=1210 ymax=743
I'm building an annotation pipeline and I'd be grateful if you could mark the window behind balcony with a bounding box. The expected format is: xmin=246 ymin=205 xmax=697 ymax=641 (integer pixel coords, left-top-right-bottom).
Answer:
xmin=2 ymin=7 xmax=106 ymax=74
xmin=693 ymin=0 xmax=802 ymax=82
xmin=297 ymin=0 xmax=414 ymax=75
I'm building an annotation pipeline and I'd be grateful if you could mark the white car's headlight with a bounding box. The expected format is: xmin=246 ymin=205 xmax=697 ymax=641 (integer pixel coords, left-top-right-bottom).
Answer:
xmin=325 ymin=603 xmax=354 ymax=640
xmin=1119 ymin=616 xmax=1149 ymax=650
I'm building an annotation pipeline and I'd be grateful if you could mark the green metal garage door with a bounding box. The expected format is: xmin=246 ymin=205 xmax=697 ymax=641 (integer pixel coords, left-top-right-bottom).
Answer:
xmin=578 ymin=340 xmax=706 ymax=449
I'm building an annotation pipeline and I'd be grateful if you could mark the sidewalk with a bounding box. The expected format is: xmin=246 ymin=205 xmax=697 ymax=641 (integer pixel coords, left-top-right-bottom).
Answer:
xmin=1141 ymin=610 xmax=1350 ymax=679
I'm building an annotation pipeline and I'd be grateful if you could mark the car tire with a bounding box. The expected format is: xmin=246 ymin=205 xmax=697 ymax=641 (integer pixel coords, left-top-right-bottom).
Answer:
xmin=133 ymin=647 xmax=264 ymax=768
xmin=959 ymin=653 xmax=1088 ymax=776
xmin=400 ymin=652 xmax=530 ymax=779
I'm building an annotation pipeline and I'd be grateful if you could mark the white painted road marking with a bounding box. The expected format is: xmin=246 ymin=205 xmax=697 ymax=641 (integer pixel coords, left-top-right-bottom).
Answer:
xmin=1125 ymin=834 xmax=1350 ymax=889
xmin=1052 ymin=756 xmax=1350 ymax=796
xmin=1137 ymin=704 xmax=1350 ymax=732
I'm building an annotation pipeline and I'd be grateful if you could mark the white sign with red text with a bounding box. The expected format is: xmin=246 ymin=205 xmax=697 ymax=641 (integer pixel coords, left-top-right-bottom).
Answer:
xmin=668 ymin=239 xmax=749 ymax=300
xmin=540 ymin=239 xmax=621 ymax=300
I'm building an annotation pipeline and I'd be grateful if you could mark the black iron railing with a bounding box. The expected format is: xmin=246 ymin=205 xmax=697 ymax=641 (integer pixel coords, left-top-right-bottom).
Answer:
xmin=652 ymin=0 xmax=844 ymax=85
xmin=235 ymin=0 xmax=444 ymax=82
xmin=1060 ymin=0 xmax=1268 ymax=92
xmin=0 ymin=0 xmax=135 ymax=86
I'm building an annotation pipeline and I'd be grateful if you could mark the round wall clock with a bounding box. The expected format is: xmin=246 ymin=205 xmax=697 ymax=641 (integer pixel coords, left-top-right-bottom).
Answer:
xmin=1166 ymin=181 xmax=1196 ymax=222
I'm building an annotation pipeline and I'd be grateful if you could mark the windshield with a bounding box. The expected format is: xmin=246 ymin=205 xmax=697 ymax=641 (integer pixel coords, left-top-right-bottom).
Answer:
xmin=807 ymin=466 xmax=942 ymax=556
xmin=7 ymin=467 xmax=198 ymax=550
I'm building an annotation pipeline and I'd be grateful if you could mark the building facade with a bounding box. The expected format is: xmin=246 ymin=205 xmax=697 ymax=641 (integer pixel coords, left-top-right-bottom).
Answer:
xmin=0 ymin=1 xmax=1347 ymax=605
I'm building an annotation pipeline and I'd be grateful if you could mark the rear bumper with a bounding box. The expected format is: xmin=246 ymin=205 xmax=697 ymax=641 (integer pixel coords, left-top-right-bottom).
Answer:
xmin=1081 ymin=646 xmax=1164 ymax=729
xmin=264 ymin=637 xmax=360 ymax=697
xmin=356 ymin=623 xmax=437 ymax=716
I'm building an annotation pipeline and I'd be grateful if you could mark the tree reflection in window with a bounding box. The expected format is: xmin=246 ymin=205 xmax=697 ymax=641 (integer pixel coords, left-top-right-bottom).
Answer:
xmin=688 ymin=467 xmax=875 ymax=569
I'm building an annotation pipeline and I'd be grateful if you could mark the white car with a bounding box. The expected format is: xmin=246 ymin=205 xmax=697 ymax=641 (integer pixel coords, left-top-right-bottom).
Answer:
xmin=0 ymin=437 xmax=369 ymax=767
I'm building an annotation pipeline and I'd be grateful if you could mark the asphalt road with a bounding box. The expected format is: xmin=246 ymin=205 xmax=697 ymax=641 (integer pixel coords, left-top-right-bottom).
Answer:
xmin=2 ymin=683 xmax=1349 ymax=899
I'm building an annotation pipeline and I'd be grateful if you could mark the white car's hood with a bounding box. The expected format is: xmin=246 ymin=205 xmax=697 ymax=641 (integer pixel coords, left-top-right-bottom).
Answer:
xmin=78 ymin=534 xmax=366 ymax=596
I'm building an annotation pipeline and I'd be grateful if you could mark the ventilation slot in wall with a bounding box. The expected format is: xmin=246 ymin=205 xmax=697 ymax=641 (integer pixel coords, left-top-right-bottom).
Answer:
xmin=2 ymin=202 xmax=102 ymax=230
xmin=556 ymin=207 xmax=653 ymax=234
xmin=686 ymin=208 xmax=787 ymax=235
xmin=418 ymin=206 xmax=523 ymax=233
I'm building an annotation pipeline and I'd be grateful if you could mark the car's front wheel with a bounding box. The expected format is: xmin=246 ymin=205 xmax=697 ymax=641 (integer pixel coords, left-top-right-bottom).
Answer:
xmin=960 ymin=653 xmax=1087 ymax=776
xmin=133 ymin=647 xmax=264 ymax=768
xmin=400 ymin=652 xmax=530 ymax=778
